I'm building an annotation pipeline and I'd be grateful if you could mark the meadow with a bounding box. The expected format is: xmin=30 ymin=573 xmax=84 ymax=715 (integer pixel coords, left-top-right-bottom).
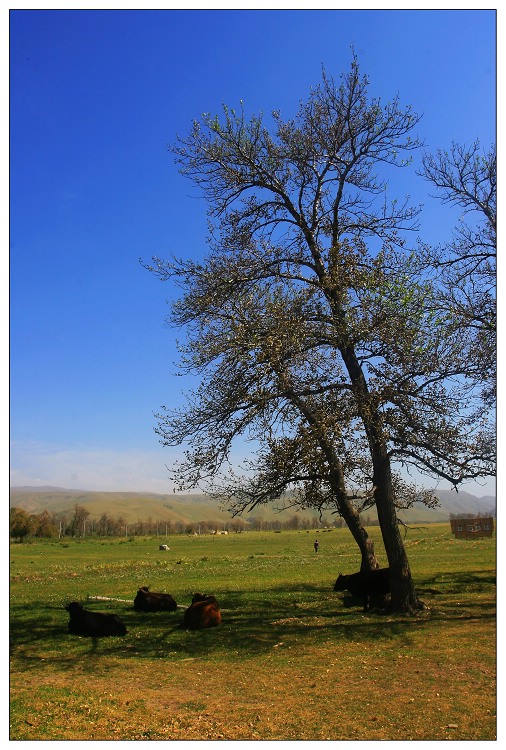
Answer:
xmin=10 ymin=524 xmax=496 ymax=741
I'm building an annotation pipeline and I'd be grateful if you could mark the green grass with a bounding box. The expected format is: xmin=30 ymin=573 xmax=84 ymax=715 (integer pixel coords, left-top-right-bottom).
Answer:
xmin=10 ymin=525 xmax=496 ymax=740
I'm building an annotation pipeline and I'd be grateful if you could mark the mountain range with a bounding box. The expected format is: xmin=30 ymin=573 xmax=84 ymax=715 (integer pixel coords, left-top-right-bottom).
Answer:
xmin=9 ymin=485 xmax=496 ymax=526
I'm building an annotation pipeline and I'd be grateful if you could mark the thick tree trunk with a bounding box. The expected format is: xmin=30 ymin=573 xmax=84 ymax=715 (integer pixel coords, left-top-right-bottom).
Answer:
xmin=337 ymin=494 xmax=378 ymax=572
xmin=281 ymin=370 xmax=379 ymax=573
xmin=327 ymin=460 xmax=379 ymax=572
xmin=339 ymin=343 xmax=423 ymax=612
xmin=372 ymin=452 xmax=423 ymax=612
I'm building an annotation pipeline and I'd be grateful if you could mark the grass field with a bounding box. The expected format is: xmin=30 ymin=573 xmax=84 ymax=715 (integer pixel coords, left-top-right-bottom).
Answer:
xmin=9 ymin=524 xmax=496 ymax=740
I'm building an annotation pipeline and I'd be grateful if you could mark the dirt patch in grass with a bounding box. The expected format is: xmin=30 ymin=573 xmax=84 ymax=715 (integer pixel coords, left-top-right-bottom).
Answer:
xmin=10 ymin=614 xmax=495 ymax=741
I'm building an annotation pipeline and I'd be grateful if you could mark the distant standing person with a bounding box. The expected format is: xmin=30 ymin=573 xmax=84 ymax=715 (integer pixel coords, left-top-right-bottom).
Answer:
xmin=314 ymin=539 xmax=319 ymax=553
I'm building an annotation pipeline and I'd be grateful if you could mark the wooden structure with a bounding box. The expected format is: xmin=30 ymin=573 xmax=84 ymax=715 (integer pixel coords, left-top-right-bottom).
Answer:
xmin=449 ymin=514 xmax=494 ymax=539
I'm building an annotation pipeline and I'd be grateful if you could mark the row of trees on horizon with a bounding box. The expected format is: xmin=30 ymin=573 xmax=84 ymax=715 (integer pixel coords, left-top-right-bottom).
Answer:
xmin=9 ymin=503 xmax=354 ymax=541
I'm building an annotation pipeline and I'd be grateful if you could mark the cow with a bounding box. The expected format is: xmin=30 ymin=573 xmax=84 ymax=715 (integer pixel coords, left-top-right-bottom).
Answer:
xmin=191 ymin=592 xmax=219 ymax=606
xmin=183 ymin=593 xmax=221 ymax=630
xmin=133 ymin=586 xmax=178 ymax=612
xmin=159 ymin=544 xmax=169 ymax=551
xmin=65 ymin=602 xmax=127 ymax=637
xmin=333 ymin=567 xmax=391 ymax=612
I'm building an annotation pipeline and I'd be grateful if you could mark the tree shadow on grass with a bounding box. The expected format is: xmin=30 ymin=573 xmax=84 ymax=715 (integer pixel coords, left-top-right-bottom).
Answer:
xmin=10 ymin=572 xmax=495 ymax=670
xmin=417 ymin=571 xmax=496 ymax=595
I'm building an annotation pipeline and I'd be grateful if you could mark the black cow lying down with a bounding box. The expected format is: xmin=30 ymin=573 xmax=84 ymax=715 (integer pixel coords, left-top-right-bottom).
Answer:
xmin=333 ymin=568 xmax=391 ymax=611
xmin=66 ymin=602 xmax=127 ymax=637
xmin=134 ymin=586 xmax=178 ymax=612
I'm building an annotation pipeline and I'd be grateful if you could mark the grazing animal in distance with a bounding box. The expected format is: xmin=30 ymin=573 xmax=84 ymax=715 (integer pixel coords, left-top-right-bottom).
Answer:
xmin=183 ymin=593 xmax=221 ymax=630
xmin=65 ymin=602 xmax=127 ymax=637
xmin=333 ymin=568 xmax=391 ymax=611
xmin=133 ymin=586 xmax=178 ymax=612
xmin=159 ymin=544 xmax=169 ymax=551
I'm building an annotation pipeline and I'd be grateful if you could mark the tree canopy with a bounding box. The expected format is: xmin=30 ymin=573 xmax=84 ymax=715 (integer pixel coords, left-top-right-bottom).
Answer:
xmin=146 ymin=57 xmax=495 ymax=611
xmin=420 ymin=140 xmax=496 ymax=406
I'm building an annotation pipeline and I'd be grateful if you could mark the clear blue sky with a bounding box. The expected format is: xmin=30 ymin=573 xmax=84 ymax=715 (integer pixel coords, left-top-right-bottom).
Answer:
xmin=9 ymin=9 xmax=496 ymax=495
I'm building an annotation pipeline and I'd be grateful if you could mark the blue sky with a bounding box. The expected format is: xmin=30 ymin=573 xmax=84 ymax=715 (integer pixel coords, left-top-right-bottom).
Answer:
xmin=9 ymin=9 xmax=496 ymax=496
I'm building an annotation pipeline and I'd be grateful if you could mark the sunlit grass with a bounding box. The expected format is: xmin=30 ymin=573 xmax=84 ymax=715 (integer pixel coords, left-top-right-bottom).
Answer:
xmin=10 ymin=525 xmax=496 ymax=740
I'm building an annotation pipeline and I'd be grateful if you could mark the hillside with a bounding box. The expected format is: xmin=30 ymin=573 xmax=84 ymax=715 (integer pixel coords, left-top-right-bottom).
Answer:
xmin=9 ymin=487 xmax=237 ymax=527
xmin=9 ymin=485 xmax=495 ymax=527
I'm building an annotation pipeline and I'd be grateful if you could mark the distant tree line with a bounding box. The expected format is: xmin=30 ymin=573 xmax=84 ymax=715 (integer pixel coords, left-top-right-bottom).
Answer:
xmin=9 ymin=503 xmax=348 ymax=541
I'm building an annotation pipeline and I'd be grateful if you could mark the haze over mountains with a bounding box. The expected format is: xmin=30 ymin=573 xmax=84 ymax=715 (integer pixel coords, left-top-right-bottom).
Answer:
xmin=10 ymin=485 xmax=496 ymax=527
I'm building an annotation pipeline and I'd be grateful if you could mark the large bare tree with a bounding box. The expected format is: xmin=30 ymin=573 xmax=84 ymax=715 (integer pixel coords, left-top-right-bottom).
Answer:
xmin=146 ymin=58 xmax=494 ymax=611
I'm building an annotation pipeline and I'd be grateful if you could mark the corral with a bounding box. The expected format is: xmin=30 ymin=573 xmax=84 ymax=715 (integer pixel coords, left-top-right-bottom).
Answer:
xmin=9 ymin=524 xmax=496 ymax=741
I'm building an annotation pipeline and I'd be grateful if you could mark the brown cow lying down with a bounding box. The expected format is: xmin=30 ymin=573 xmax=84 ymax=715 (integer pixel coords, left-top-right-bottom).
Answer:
xmin=183 ymin=593 xmax=221 ymax=630
xmin=134 ymin=586 xmax=178 ymax=612
xmin=66 ymin=602 xmax=127 ymax=637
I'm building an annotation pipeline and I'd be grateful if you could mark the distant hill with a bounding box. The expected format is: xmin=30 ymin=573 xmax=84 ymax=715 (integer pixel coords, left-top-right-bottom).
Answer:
xmin=9 ymin=485 xmax=495 ymax=527
xmin=9 ymin=487 xmax=236 ymax=527
xmin=426 ymin=489 xmax=496 ymax=518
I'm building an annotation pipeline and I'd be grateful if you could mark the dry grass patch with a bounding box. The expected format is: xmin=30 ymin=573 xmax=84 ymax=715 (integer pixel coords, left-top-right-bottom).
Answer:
xmin=10 ymin=610 xmax=495 ymax=741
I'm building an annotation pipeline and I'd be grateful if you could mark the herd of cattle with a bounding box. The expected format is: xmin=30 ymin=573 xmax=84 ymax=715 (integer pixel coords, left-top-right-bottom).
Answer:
xmin=65 ymin=588 xmax=222 ymax=638
xmin=65 ymin=567 xmax=391 ymax=638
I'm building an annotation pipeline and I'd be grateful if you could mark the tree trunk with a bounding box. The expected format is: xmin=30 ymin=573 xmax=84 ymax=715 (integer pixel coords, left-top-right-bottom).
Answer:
xmin=339 ymin=343 xmax=423 ymax=612
xmin=281 ymin=370 xmax=379 ymax=573
xmin=338 ymin=494 xmax=378 ymax=572
xmin=372 ymin=452 xmax=423 ymax=612
xmin=328 ymin=468 xmax=379 ymax=572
